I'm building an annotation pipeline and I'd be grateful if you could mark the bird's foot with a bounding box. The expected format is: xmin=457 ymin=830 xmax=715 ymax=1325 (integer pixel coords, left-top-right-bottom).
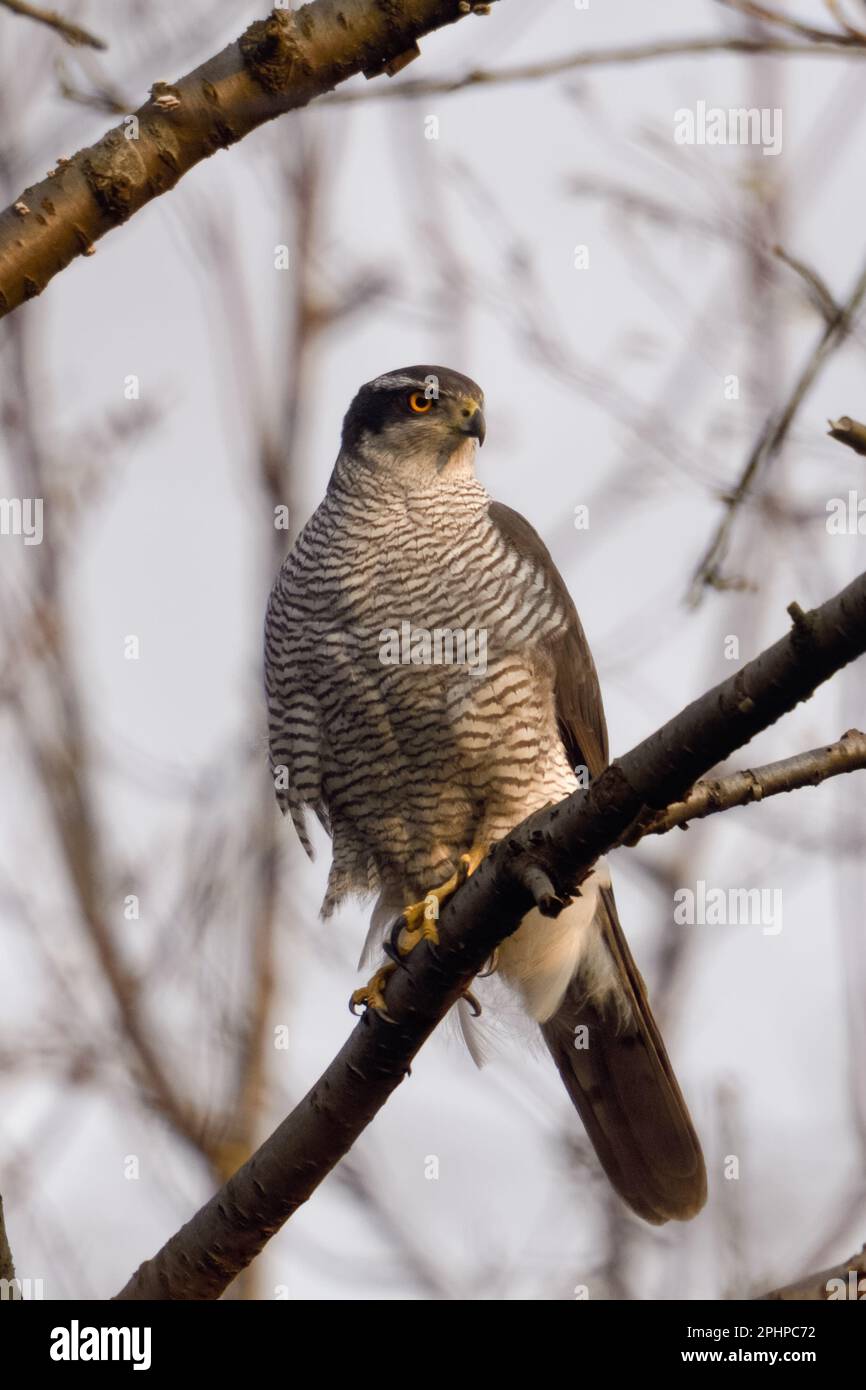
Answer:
xmin=394 ymin=847 xmax=486 ymax=956
xmin=349 ymin=963 xmax=397 ymax=1020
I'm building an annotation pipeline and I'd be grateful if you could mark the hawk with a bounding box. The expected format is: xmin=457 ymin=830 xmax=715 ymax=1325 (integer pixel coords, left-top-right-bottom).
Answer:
xmin=264 ymin=365 xmax=706 ymax=1225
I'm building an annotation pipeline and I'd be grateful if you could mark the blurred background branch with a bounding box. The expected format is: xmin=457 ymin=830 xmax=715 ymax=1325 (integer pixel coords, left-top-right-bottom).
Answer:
xmin=0 ymin=0 xmax=106 ymax=50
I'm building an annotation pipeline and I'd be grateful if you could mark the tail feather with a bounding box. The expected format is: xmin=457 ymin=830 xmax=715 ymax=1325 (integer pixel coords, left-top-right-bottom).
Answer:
xmin=540 ymin=886 xmax=706 ymax=1225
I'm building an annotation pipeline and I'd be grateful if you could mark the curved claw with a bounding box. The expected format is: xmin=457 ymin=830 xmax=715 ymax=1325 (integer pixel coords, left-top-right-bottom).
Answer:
xmin=349 ymin=964 xmax=397 ymax=1021
xmin=461 ymin=988 xmax=482 ymax=1018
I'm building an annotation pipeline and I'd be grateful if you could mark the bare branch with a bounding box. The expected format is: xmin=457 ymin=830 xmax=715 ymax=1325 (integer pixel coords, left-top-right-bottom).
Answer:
xmin=689 ymin=262 xmax=866 ymax=603
xmin=324 ymin=34 xmax=866 ymax=105
xmin=717 ymin=0 xmax=864 ymax=45
xmin=773 ymin=244 xmax=841 ymax=324
xmin=624 ymin=729 xmax=866 ymax=841
xmin=0 ymin=0 xmax=106 ymax=50
xmin=828 ymin=414 xmax=866 ymax=455
xmin=0 ymin=0 xmax=500 ymax=319
xmin=0 ymin=1193 xmax=15 ymax=1284
xmin=824 ymin=0 xmax=866 ymax=40
xmin=760 ymin=1243 xmax=866 ymax=1299
xmin=114 ymin=567 xmax=866 ymax=1300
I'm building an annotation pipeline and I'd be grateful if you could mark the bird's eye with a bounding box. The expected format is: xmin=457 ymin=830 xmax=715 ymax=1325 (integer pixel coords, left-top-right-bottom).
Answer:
xmin=408 ymin=391 xmax=433 ymax=414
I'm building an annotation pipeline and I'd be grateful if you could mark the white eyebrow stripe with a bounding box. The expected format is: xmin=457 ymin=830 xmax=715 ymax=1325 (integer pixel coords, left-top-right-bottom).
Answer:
xmin=369 ymin=373 xmax=422 ymax=391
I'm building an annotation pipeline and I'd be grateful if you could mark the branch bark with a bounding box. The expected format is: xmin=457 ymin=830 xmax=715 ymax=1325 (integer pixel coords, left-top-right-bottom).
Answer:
xmin=0 ymin=0 xmax=498 ymax=319
xmin=114 ymin=566 xmax=866 ymax=1300
xmin=828 ymin=414 xmax=866 ymax=455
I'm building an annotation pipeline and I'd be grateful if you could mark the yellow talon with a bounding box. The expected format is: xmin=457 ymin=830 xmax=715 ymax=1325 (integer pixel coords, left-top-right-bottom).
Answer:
xmin=396 ymin=847 xmax=486 ymax=956
xmin=350 ymin=963 xmax=397 ymax=1018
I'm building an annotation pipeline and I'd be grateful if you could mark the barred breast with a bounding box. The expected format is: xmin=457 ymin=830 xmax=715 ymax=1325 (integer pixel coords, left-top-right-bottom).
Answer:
xmin=264 ymin=457 xmax=580 ymax=915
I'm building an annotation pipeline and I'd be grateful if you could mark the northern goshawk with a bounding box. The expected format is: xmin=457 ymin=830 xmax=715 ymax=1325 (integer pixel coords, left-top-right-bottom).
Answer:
xmin=264 ymin=365 xmax=706 ymax=1224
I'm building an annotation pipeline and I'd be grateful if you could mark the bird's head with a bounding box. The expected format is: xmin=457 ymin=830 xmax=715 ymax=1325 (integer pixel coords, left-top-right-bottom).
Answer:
xmin=339 ymin=365 xmax=485 ymax=483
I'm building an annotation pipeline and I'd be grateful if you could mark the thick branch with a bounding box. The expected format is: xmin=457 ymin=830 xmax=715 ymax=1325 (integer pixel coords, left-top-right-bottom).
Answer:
xmin=625 ymin=728 xmax=866 ymax=841
xmin=114 ymin=567 xmax=866 ymax=1300
xmin=0 ymin=0 xmax=497 ymax=319
xmin=760 ymin=1244 xmax=866 ymax=1299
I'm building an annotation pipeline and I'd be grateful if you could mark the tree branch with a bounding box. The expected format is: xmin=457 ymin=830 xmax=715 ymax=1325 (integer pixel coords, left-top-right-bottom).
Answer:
xmin=760 ymin=1243 xmax=866 ymax=1299
xmin=773 ymin=244 xmax=841 ymax=325
xmin=623 ymin=728 xmax=866 ymax=842
xmin=0 ymin=0 xmax=499 ymax=319
xmin=324 ymin=34 xmax=866 ymax=105
xmin=114 ymin=566 xmax=866 ymax=1300
xmin=718 ymin=0 xmax=864 ymax=45
xmin=0 ymin=1192 xmax=15 ymax=1285
xmin=689 ymin=265 xmax=866 ymax=603
xmin=0 ymin=0 xmax=106 ymax=50
xmin=828 ymin=414 xmax=866 ymax=455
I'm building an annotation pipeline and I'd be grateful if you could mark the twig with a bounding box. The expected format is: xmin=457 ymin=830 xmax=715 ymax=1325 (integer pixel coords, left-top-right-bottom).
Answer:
xmin=717 ymin=0 xmax=864 ymax=45
xmin=0 ymin=1193 xmax=15 ymax=1284
xmin=773 ymin=244 xmax=840 ymax=324
xmin=114 ymin=567 xmax=866 ymax=1299
xmin=0 ymin=0 xmax=106 ymax=49
xmin=623 ymin=729 xmax=866 ymax=842
xmin=827 ymin=415 xmax=866 ymax=455
xmin=825 ymin=0 xmax=866 ymax=40
xmin=0 ymin=0 xmax=500 ymax=319
xmin=760 ymin=1242 xmax=866 ymax=1298
xmin=323 ymin=34 xmax=866 ymax=105
xmin=690 ymin=264 xmax=866 ymax=603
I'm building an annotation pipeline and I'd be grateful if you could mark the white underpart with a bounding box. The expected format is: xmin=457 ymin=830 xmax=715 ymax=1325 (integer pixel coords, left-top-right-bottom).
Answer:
xmin=496 ymin=860 xmax=615 ymax=1023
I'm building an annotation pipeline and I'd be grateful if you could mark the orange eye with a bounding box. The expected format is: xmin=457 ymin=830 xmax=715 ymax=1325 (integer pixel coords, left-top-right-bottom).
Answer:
xmin=408 ymin=391 xmax=433 ymax=414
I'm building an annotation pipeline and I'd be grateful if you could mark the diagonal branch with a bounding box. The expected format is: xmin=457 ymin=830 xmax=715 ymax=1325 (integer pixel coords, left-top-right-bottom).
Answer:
xmin=760 ymin=1243 xmax=866 ymax=1299
xmin=773 ymin=244 xmax=841 ymax=325
xmin=689 ymin=259 xmax=866 ymax=602
xmin=0 ymin=0 xmax=500 ymax=319
xmin=114 ymin=566 xmax=866 ymax=1300
xmin=0 ymin=0 xmax=106 ymax=49
xmin=717 ymin=0 xmax=864 ymax=44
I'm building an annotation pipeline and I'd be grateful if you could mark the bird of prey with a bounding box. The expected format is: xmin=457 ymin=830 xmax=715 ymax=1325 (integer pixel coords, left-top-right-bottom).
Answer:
xmin=264 ymin=365 xmax=706 ymax=1225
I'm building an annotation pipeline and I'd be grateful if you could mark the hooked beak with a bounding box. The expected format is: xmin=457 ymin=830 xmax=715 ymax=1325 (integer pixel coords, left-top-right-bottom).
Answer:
xmin=460 ymin=401 xmax=486 ymax=446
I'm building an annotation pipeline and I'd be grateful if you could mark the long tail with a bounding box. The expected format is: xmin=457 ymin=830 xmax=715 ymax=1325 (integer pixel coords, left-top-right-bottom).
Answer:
xmin=540 ymin=886 xmax=706 ymax=1225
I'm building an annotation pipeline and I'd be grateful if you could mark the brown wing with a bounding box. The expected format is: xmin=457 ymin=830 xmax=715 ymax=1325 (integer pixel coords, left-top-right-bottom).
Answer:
xmin=489 ymin=501 xmax=706 ymax=1223
xmin=488 ymin=501 xmax=608 ymax=780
